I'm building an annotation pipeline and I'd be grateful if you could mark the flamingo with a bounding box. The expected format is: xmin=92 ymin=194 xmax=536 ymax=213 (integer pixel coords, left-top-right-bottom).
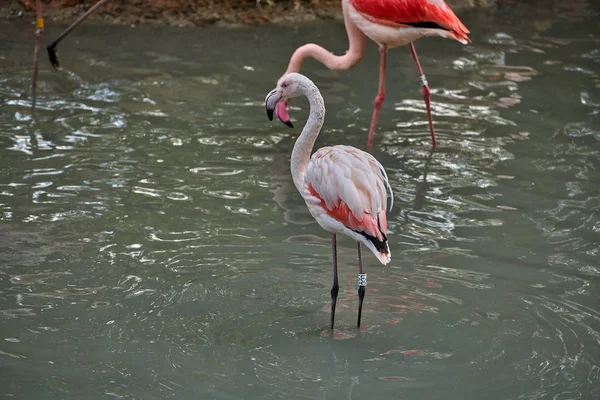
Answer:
xmin=275 ymin=0 xmax=470 ymax=148
xmin=265 ymin=72 xmax=393 ymax=328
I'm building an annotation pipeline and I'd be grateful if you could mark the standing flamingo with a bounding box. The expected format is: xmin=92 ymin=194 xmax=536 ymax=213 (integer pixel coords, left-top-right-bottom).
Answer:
xmin=265 ymin=72 xmax=393 ymax=328
xmin=275 ymin=0 xmax=470 ymax=148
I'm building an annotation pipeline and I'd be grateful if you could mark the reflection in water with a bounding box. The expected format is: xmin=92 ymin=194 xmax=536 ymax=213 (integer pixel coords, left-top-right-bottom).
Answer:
xmin=1 ymin=1 xmax=600 ymax=398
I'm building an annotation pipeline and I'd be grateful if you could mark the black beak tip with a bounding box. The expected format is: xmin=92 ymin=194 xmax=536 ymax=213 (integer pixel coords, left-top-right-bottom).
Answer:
xmin=283 ymin=120 xmax=294 ymax=128
xmin=266 ymin=107 xmax=274 ymax=121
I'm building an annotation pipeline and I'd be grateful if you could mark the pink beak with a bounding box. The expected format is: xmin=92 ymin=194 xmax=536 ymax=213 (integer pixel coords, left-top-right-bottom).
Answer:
xmin=275 ymin=99 xmax=293 ymax=128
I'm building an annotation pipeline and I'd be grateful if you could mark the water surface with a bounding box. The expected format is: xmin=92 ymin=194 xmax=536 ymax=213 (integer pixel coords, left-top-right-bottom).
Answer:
xmin=1 ymin=2 xmax=600 ymax=398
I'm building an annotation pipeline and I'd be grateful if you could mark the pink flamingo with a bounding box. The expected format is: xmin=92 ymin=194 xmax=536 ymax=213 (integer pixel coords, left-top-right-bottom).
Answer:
xmin=265 ymin=72 xmax=393 ymax=328
xmin=275 ymin=0 xmax=470 ymax=148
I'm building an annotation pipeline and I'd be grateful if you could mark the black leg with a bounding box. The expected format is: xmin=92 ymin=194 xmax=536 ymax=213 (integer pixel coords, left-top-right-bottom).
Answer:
xmin=330 ymin=234 xmax=339 ymax=329
xmin=46 ymin=0 xmax=111 ymax=69
xmin=357 ymin=242 xmax=366 ymax=328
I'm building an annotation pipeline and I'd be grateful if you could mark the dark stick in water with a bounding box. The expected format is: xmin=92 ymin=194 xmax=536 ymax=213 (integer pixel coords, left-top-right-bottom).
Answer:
xmin=47 ymin=0 xmax=111 ymax=69
xmin=31 ymin=0 xmax=44 ymax=110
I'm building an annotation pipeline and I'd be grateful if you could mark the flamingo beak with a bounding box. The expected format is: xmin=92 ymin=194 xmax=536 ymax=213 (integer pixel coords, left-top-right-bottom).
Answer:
xmin=265 ymin=88 xmax=282 ymax=122
xmin=275 ymin=99 xmax=293 ymax=128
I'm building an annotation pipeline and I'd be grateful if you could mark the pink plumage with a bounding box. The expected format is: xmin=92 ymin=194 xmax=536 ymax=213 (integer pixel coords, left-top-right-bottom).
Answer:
xmin=306 ymin=145 xmax=392 ymax=263
xmin=350 ymin=0 xmax=470 ymax=43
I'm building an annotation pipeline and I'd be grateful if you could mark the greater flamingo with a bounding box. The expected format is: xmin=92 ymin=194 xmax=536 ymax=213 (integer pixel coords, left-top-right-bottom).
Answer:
xmin=275 ymin=0 xmax=470 ymax=148
xmin=265 ymin=72 xmax=393 ymax=328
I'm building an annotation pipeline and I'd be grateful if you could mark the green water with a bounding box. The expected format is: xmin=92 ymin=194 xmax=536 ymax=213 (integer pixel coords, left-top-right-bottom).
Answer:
xmin=1 ymin=1 xmax=599 ymax=398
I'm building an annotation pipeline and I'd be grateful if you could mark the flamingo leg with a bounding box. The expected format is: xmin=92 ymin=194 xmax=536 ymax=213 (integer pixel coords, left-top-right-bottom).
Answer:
xmin=46 ymin=0 xmax=111 ymax=69
xmin=330 ymin=233 xmax=339 ymax=329
xmin=31 ymin=0 xmax=44 ymax=110
xmin=356 ymin=242 xmax=366 ymax=328
xmin=408 ymin=43 xmax=437 ymax=149
xmin=366 ymin=46 xmax=387 ymax=148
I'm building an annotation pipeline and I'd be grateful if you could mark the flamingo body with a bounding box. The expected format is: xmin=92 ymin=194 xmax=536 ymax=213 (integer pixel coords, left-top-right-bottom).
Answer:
xmin=347 ymin=0 xmax=470 ymax=47
xmin=304 ymin=145 xmax=392 ymax=265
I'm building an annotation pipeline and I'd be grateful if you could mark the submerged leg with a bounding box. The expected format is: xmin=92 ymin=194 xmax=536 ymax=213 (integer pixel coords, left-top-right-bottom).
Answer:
xmin=356 ymin=242 xmax=366 ymax=328
xmin=330 ymin=234 xmax=339 ymax=329
xmin=408 ymin=42 xmax=437 ymax=148
xmin=367 ymin=46 xmax=387 ymax=148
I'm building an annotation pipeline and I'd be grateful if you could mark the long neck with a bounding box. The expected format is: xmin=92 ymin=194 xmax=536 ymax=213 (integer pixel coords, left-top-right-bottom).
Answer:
xmin=290 ymin=84 xmax=325 ymax=193
xmin=282 ymin=0 xmax=366 ymax=76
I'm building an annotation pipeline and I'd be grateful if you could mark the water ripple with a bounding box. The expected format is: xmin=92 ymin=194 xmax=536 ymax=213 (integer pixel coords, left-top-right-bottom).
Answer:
xmin=0 ymin=11 xmax=599 ymax=399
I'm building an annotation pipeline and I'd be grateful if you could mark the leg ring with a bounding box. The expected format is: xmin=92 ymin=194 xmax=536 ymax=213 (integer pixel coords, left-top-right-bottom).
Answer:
xmin=358 ymin=273 xmax=367 ymax=287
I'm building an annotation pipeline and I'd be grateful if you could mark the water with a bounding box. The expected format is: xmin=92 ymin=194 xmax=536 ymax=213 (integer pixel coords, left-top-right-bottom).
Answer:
xmin=1 ymin=1 xmax=599 ymax=398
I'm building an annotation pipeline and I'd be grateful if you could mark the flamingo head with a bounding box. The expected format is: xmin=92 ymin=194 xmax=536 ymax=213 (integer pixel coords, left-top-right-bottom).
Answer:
xmin=265 ymin=73 xmax=308 ymax=127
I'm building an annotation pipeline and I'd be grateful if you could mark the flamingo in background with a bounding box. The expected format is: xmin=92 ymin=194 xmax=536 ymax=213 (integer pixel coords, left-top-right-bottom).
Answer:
xmin=265 ymin=73 xmax=393 ymax=329
xmin=275 ymin=0 xmax=470 ymax=148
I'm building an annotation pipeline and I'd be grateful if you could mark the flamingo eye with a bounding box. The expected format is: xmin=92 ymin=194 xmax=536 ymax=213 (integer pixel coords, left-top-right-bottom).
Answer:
xmin=282 ymin=82 xmax=288 ymax=88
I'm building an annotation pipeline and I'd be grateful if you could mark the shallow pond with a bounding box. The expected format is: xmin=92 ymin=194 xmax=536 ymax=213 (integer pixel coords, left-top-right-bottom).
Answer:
xmin=1 ymin=1 xmax=599 ymax=398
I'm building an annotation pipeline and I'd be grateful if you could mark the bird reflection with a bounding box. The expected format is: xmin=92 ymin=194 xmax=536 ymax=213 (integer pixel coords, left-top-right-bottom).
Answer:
xmin=413 ymin=148 xmax=435 ymax=211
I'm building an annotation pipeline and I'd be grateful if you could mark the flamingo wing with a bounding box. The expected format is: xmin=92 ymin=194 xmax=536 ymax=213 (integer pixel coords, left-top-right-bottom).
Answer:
xmin=305 ymin=145 xmax=393 ymax=244
xmin=350 ymin=0 xmax=470 ymax=43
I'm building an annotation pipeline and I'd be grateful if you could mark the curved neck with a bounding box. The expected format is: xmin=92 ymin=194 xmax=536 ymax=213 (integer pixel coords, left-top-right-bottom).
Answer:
xmin=290 ymin=84 xmax=325 ymax=192
xmin=282 ymin=0 xmax=366 ymax=77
